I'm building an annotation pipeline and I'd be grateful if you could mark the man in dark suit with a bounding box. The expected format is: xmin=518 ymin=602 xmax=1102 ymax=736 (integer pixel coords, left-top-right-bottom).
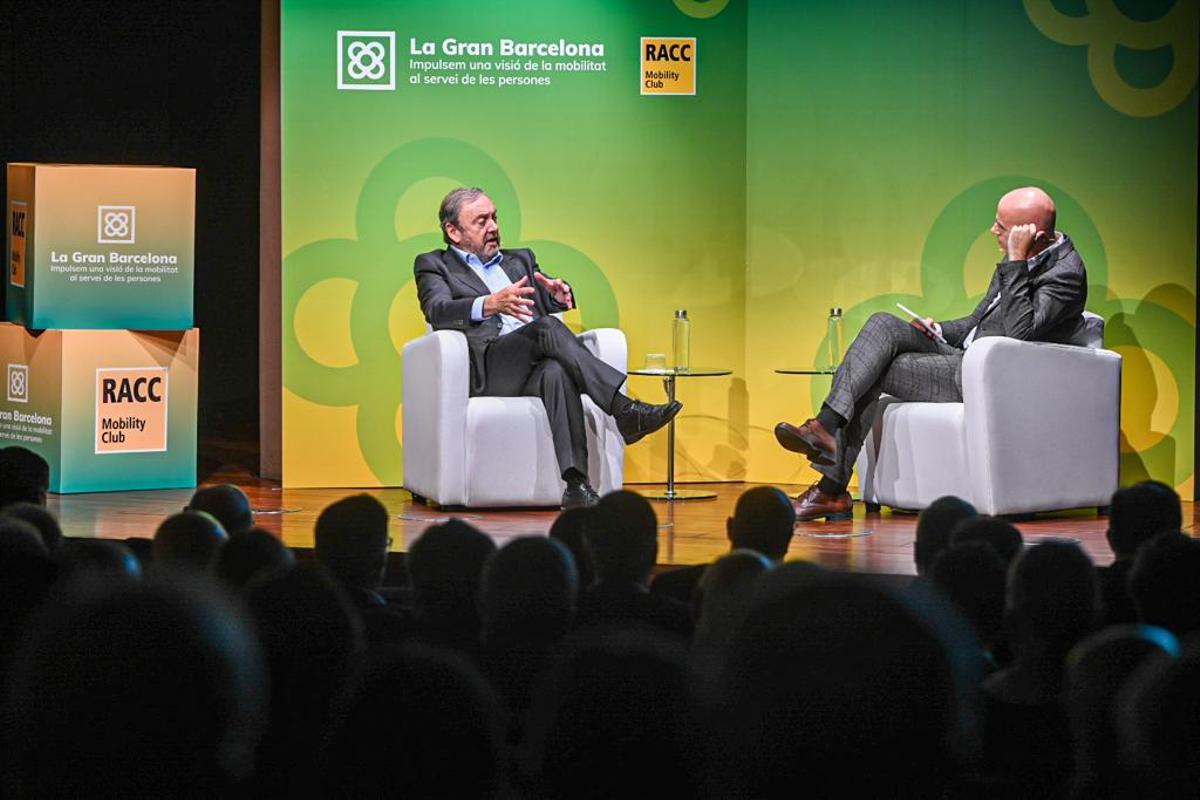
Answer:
xmin=776 ymin=187 xmax=1088 ymax=521
xmin=414 ymin=188 xmax=681 ymax=509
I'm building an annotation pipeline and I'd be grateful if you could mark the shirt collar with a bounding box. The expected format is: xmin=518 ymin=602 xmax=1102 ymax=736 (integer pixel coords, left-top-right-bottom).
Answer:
xmin=1026 ymin=232 xmax=1066 ymax=271
xmin=452 ymin=246 xmax=503 ymax=270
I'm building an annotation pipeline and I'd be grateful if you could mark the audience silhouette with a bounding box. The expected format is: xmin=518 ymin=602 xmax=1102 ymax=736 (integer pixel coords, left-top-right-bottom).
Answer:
xmin=0 ymin=453 xmax=1193 ymax=799
xmin=576 ymin=490 xmax=692 ymax=639
xmin=652 ymin=484 xmax=794 ymax=605
xmin=186 ymin=483 xmax=256 ymax=536
xmin=153 ymin=510 xmax=228 ymax=572
xmin=3 ymin=578 xmax=266 ymax=798
xmin=1102 ymin=480 xmax=1182 ymax=626
xmin=406 ymin=517 xmax=496 ymax=657
xmin=914 ymin=495 xmax=978 ymax=576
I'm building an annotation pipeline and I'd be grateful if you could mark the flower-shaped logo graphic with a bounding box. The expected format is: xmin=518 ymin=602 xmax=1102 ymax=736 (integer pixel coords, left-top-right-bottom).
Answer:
xmin=284 ymin=139 xmax=619 ymax=483
xmin=1024 ymin=0 xmax=1198 ymax=118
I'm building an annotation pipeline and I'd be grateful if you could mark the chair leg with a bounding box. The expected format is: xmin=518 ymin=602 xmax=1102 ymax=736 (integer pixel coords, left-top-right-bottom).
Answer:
xmin=864 ymin=502 xmax=881 ymax=514
xmin=409 ymin=491 xmax=428 ymax=506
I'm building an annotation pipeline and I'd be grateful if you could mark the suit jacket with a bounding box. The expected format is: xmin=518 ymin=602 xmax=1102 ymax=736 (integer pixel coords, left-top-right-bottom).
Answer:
xmin=413 ymin=247 xmax=571 ymax=395
xmin=939 ymin=235 xmax=1088 ymax=348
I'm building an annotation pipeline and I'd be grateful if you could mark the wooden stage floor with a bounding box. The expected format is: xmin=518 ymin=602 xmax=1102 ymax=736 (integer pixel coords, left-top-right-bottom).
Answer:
xmin=49 ymin=473 xmax=1197 ymax=577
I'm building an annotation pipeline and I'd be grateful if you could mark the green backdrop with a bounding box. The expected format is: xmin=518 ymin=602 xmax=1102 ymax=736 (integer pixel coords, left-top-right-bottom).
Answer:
xmin=282 ymin=0 xmax=1196 ymax=493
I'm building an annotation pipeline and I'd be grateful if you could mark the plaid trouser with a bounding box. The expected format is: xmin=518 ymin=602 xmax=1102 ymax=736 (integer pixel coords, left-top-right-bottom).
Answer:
xmin=815 ymin=312 xmax=964 ymax=488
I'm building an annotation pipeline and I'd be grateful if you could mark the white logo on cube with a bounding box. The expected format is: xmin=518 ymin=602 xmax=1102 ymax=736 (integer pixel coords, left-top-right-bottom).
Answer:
xmin=98 ymin=205 xmax=136 ymax=244
xmin=338 ymin=30 xmax=396 ymax=91
xmin=7 ymin=364 xmax=29 ymax=403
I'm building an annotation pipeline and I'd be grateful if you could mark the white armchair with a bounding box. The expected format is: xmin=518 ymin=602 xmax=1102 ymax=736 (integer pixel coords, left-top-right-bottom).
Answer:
xmin=402 ymin=327 xmax=627 ymax=507
xmin=856 ymin=312 xmax=1121 ymax=516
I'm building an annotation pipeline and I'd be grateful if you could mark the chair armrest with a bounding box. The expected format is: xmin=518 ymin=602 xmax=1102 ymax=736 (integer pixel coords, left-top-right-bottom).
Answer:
xmin=961 ymin=337 xmax=1122 ymax=513
xmin=577 ymin=328 xmax=628 ymax=375
xmin=401 ymin=330 xmax=470 ymax=503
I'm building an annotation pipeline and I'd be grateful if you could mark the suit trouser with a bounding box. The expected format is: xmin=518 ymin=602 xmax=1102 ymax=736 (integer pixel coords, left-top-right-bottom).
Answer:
xmin=814 ymin=312 xmax=965 ymax=488
xmin=478 ymin=316 xmax=625 ymax=477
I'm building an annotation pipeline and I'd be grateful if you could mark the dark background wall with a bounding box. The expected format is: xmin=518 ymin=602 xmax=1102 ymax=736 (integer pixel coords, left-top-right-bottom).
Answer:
xmin=0 ymin=0 xmax=262 ymax=475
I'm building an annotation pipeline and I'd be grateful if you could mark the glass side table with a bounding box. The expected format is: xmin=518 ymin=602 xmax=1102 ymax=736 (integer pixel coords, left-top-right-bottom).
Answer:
xmin=626 ymin=366 xmax=732 ymax=501
xmin=774 ymin=367 xmax=837 ymax=375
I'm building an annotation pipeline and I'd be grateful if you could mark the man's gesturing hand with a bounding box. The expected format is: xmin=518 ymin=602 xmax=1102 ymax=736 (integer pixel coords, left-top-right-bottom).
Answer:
xmin=533 ymin=271 xmax=574 ymax=309
xmin=484 ymin=276 xmax=536 ymax=322
xmin=1006 ymin=223 xmax=1042 ymax=262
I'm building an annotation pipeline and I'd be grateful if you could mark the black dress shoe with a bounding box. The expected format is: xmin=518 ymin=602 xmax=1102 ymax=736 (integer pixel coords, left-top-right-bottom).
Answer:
xmin=562 ymin=481 xmax=601 ymax=510
xmin=615 ymin=400 xmax=683 ymax=445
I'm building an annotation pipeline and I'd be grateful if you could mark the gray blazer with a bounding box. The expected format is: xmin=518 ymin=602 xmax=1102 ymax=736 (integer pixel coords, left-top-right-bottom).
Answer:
xmin=939 ymin=235 xmax=1088 ymax=348
xmin=413 ymin=247 xmax=571 ymax=395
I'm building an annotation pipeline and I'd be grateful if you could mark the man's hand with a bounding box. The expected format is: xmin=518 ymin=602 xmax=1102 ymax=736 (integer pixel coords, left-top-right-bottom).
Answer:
xmin=484 ymin=276 xmax=536 ymax=322
xmin=533 ymin=271 xmax=574 ymax=309
xmin=910 ymin=317 xmax=944 ymax=342
xmin=1006 ymin=223 xmax=1043 ymax=262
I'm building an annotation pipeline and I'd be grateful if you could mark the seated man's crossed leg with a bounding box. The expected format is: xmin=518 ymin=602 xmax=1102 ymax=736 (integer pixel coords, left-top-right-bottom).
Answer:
xmin=485 ymin=315 xmax=680 ymax=509
xmin=776 ymin=312 xmax=963 ymax=521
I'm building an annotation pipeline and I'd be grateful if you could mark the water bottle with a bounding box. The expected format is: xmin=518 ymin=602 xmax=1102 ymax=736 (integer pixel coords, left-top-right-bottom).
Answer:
xmin=673 ymin=309 xmax=690 ymax=372
xmin=826 ymin=307 xmax=843 ymax=370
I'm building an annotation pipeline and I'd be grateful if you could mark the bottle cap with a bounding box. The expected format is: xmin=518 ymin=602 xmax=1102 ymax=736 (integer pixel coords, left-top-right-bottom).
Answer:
xmin=675 ymin=309 xmax=688 ymax=319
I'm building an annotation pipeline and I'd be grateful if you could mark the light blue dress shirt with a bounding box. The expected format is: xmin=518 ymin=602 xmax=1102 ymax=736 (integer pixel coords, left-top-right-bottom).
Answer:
xmin=453 ymin=247 xmax=526 ymax=336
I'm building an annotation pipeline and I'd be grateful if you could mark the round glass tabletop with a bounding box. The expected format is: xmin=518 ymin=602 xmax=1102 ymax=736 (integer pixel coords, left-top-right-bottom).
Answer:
xmin=775 ymin=367 xmax=837 ymax=375
xmin=627 ymin=367 xmax=732 ymax=377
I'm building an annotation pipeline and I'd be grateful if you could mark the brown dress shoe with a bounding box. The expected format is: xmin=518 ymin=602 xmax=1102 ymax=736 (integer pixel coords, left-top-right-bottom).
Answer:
xmin=793 ymin=483 xmax=853 ymax=522
xmin=774 ymin=419 xmax=837 ymax=465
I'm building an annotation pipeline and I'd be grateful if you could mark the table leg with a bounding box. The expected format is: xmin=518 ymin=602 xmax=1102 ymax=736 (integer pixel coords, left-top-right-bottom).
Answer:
xmin=637 ymin=372 xmax=716 ymax=502
xmin=665 ymin=374 xmax=675 ymax=497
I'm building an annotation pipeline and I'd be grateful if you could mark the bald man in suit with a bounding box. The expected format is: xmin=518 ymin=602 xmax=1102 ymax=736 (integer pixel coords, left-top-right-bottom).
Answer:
xmin=776 ymin=187 xmax=1088 ymax=521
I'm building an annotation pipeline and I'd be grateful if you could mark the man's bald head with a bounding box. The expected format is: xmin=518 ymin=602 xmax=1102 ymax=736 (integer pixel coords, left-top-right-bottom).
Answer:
xmin=991 ymin=186 xmax=1057 ymax=258
xmin=997 ymin=187 xmax=1056 ymax=236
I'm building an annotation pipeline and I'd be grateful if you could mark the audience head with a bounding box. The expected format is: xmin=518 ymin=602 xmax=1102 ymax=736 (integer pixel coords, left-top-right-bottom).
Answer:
xmin=479 ymin=536 xmax=577 ymax=647
xmin=586 ymin=490 xmax=658 ymax=586
xmin=1006 ymin=540 xmax=1098 ymax=659
xmin=721 ymin=569 xmax=975 ymax=796
xmin=950 ymin=515 xmax=1023 ymax=566
xmin=0 ymin=446 xmax=50 ymax=508
xmin=692 ymin=550 xmax=774 ymax=673
xmin=153 ymin=510 xmax=228 ymax=572
xmin=526 ymin=627 xmax=704 ymax=799
xmin=1067 ymin=624 xmax=1179 ymax=793
xmin=1128 ymin=533 xmax=1200 ymax=637
xmin=324 ymin=643 xmax=503 ymax=798
xmin=914 ymin=495 xmax=978 ymax=575
xmin=726 ymin=486 xmax=795 ymax=562
xmin=549 ymin=507 xmax=595 ymax=590
xmin=186 ymin=484 xmax=255 ymax=536
xmin=407 ymin=517 xmax=495 ymax=627
xmin=1107 ymin=480 xmax=1182 ymax=559
xmin=313 ymin=494 xmax=390 ymax=592
xmin=930 ymin=541 xmax=1007 ymax=649
xmin=0 ymin=517 xmax=54 ymax=641
xmin=55 ymin=538 xmax=142 ymax=582
xmin=3 ymin=578 xmax=266 ymax=797
xmin=1116 ymin=637 xmax=1200 ymax=796
xmin=2 ymin=502 xmax=62 ymax=553
xmin=245 ymin=564 xmax=364 ymax=791
xmin=215 ymin=528 xmax=294 ymax=592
